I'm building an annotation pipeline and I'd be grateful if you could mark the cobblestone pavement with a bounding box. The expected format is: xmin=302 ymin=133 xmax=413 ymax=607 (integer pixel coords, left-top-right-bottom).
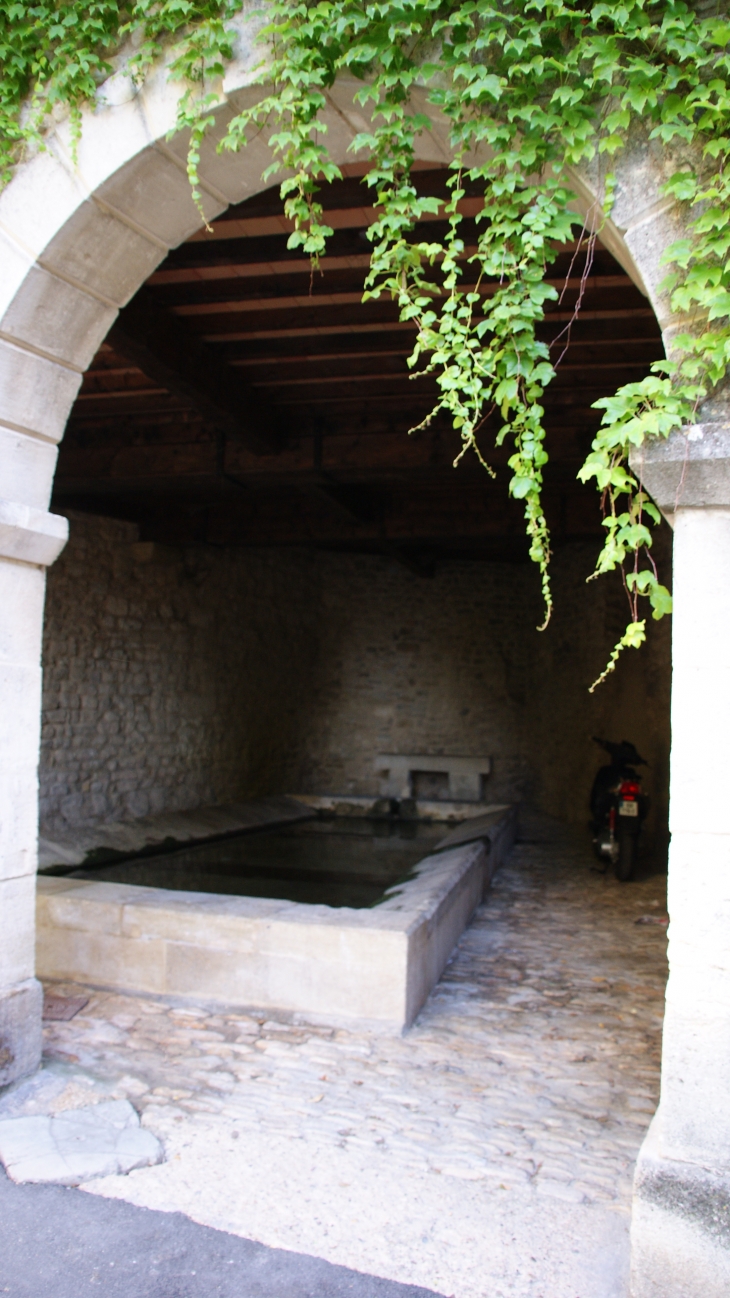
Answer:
xmin=39 ymin=817 xmax=668 ymax=1298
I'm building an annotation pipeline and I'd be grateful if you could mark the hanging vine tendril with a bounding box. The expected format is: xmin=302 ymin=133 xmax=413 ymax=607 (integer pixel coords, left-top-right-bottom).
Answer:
xmin=2 ymin=1 xmax=729 ymax=683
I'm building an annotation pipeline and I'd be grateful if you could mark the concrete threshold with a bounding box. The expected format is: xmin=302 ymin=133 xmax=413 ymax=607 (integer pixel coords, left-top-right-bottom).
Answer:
xmin=36 ymin=807 xmax=517 ymax=1033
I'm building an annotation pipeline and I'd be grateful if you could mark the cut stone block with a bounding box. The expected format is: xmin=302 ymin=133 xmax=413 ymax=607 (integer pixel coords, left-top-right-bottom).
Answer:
xmin=0 ymin=877 xmax=39 ymax=986
xmin=0 ymin=337 xmax=82 ymax=443
xmin=0 ymin=978 xmax=42 ymax=1088
xmin=0 ymin=499 xmax=68 ymax=568
xmin=0 ymin=1099 xmax=163 ymax=1185
xmin=375 ymin=754 xmax=492 ymax=803
xmin=0 ymin=264 xmax=117 ymax=371
xmin=0 ymin=426 xmax=58 ymax=512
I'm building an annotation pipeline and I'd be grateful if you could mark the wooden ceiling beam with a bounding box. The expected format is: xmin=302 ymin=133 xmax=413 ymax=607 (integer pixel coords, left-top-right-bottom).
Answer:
xmin=153 ymin=271 xmax=633 ymax=310
xmin=184 ymin=195 xmax=487 ymax=244
xmin=204 ymin=315 xmax=660 ymax=348
xmin=195 ymin=304 xmax=656 ymax=342
xmin=54 ymin=422 xmax=598 ymax=495
xmin=57 ymin=482 xmax=604 ymax=552
xmin=72 ymin=357 xmax=658 ymax=421
xmin=106 ymin=289 xmax=280 ymax=456
xmin=244 ymin=360 xmax=656 ymax=392
xmin=147 ymin=252 xmax=374 ymax=285
xmin=206 ymin=320 xmax=416 ymax=344
xmin=227 ymin=335 xmax=663 ymax=366
xmin=195 ymin=488 xmax=597 ymax=547
xmin=308 ymin=483 xmax=381 ymax=525
xmin=147 ymin=244 xmax=626 ymax=287
xmin=164 ymin=274 xmax=636 ymax=316
xmin=60 ymin=166 xmax=664 ymax=556
xmin=264 ymin=384 xmax=633 ymax=408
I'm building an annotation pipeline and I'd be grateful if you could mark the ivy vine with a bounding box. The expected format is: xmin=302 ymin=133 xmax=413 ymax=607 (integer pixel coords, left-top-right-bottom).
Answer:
xmin=2 ymin=1 xmax=729 ymax=687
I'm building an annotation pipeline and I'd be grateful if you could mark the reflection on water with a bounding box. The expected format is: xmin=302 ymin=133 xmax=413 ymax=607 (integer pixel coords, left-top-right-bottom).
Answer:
xmin=69 ymin=817 xmax=445 ymax=908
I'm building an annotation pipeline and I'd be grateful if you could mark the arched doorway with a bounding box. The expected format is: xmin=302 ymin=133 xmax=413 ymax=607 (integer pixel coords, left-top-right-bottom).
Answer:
xmin=0 ymin=26 xmax=726 ymax=1293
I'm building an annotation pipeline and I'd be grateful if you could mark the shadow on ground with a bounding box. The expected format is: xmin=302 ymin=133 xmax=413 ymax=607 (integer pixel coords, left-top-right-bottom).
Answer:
xmin=0 ymin=1168 xmax=443 ymax=1298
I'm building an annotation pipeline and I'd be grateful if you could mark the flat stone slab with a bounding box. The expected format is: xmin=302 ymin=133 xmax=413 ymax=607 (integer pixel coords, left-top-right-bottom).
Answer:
xmin=0 ymin=1060 xmax=106 ymax=1121
xmin=38 ymin=796 xmax=316 ymax=871
xmin=434 ymin=808 xmax=514 ymax=853
xmin=42 ymin=991 xmax=88 ymax=1020
xmin=0 ymin=1099 xmax=162 ymax=1185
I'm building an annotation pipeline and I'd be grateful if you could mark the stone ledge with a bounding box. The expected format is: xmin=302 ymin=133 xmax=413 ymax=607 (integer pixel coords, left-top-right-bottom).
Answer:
xmin=0 ymin=1098 xmax=162 ymax=1186
xmin=36 ymin=808 xmax=516 ymax=1032
xmin=38 ymin=796 xmax=316 ymax=871
xmin=0 ymin=498 xmax=68 ymax=567
xmin=630 ymin=423 xmax=730 ymax=515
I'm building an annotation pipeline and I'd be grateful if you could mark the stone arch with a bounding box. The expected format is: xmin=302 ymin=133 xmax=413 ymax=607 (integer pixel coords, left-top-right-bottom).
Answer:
xmin=0 ymin=34 xmax=691 ymax=528
xmin=1 ymin=21 xmax=720 ymax=1295
xmin=0 ymin=0 xmax=683 ymax=1101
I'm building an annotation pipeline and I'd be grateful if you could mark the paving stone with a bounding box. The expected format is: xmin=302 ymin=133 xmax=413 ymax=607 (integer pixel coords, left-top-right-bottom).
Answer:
xmin=36 ymin=816 xmax=667 ymax=1296
xmin=0 ymin=1100 xmax=162 ymax=1185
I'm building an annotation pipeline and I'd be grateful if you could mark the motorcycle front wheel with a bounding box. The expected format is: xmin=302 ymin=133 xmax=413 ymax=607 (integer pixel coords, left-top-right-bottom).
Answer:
xmin=615 ymin=829 xmax=637 ymax=882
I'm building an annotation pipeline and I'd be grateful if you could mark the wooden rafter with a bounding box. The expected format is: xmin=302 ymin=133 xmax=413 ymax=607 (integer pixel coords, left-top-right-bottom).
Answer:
xmin=107 ymin=289 xmax=280 ymax=456
xmin=57 ymin=167 xmax=665 ymax=558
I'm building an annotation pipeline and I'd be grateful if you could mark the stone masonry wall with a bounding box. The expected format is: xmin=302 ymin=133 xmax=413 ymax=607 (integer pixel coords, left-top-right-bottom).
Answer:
xmin=40 ymin=512 xmax=672 ymax=853
xmin=39 ymin=513 xmax=322 ymax=833
xmin=294 ymin=536 xmax=672 ymax=851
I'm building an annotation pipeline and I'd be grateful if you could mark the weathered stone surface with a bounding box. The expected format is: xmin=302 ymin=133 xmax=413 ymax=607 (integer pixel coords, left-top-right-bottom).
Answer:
xmin=0 ymin=1099 xmax=162 ymax=1185
xmin=433 ymin=808 xmax=513 ymax=853
xmin=0 ymin=877 xmax=38 ymax=986
xmin=94 ymin=147 xmax=225 ymax=248
xmin=0 ymin=979 xmax=42 ymax=1088
xmin=0 ymin=337 xmax=82 ymax=444
xmin=631 ymin=1117 xmax=730 ymax=1298
xmin=631 ymin=421 xmax=730 ymax=515
xmin=0 ymin=1058 xmax=103 ymax=1118
xmin=0 ymin=426 xmax=59 ymax=513
xmin=625 ymin=428 xmax=730 ymax=1295
xmin=0 ymin=264 xmax=117 ymax=371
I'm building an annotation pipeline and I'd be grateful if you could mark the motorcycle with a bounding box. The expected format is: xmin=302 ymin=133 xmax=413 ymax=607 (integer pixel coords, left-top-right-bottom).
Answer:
xmin=590 ymin=738 xmax=650 ymax=881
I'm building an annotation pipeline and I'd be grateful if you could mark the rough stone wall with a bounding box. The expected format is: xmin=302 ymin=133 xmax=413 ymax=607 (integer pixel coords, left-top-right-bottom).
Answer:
xmin=523 ymin=534 xmax=672 ymax=848
xmin=296 ymin=555 xmax=533 ymax=805
xmin=294 ymin=537 xmax=672 ymax=852
xmin=39 ymin=513 xmax=322 ymax=832
xmin=40 ymin=512 xmax=671 ymax=855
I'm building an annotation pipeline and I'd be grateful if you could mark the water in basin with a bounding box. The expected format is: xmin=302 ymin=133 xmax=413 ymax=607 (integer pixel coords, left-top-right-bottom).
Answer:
xmin=67 ymin=816 xmax=446 ymax=908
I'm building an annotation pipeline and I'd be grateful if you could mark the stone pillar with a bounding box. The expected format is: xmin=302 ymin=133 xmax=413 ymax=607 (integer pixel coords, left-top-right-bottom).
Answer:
xmin=0 ymin=504 xmax=68 ymax=1087
xmin=629 ymin=420 xmax=730 ymax=1296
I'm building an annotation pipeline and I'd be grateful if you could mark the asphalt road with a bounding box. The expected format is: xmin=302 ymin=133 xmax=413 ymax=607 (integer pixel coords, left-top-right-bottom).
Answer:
xmin=0 ymin=1169 xmax=443 ymax=1298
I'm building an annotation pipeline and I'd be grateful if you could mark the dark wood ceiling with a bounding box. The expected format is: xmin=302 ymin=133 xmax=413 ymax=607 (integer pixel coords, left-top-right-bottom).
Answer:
xmin=54 ymin=165 xmax=664 ymax=571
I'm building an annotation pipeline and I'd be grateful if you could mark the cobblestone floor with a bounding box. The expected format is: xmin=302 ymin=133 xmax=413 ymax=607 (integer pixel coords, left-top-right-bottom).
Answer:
xmin=39 ymin=816 xmax=668 ymax=1298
